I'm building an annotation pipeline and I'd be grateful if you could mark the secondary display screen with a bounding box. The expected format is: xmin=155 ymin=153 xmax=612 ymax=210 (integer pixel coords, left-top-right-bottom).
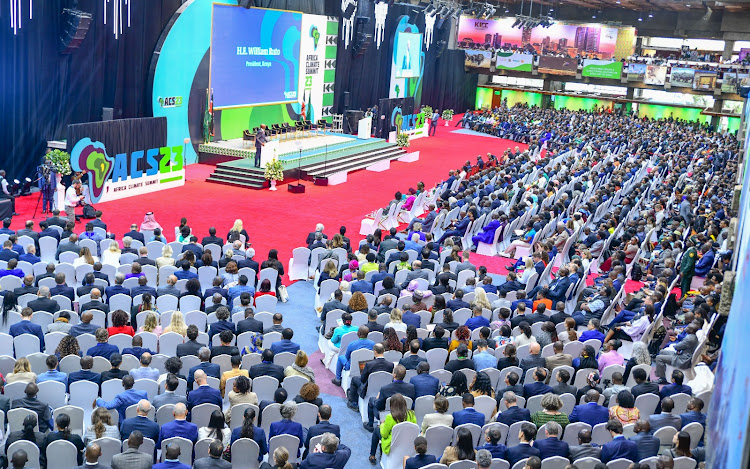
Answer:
xmin=210 ymin=5 xmax=302 ymax=109
xmin=395 ymin=32 xmax=422 ymax=78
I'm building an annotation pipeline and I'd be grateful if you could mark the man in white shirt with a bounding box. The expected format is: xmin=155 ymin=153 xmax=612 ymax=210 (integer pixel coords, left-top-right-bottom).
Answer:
xmin=0 ymin=170 xmax=19 ymax=216
xmin=65 ymin=180 xmax=84 ymax=223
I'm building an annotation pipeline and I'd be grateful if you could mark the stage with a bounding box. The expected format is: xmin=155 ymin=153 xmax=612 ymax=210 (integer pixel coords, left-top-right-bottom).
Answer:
xmin=202 ymin=132 xmax=409 ymax=189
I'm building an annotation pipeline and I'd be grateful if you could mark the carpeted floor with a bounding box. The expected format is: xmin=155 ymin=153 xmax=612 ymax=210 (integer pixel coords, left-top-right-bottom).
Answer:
xmin=9 ymin=119 xmax=526 ymax=282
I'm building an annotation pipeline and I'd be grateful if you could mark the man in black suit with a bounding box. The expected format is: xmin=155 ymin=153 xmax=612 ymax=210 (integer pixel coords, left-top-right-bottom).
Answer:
xmin=254 ymin=124 xmax=269 ymax=168
xmin=506 ymin=423 xmax=541 ymax=466
xmin=92 ymin=263 xmax=110 ymax=283
xmin=237 ymin=308 xmax=264 ymax=335
xmin=50 ymin=273 xmax=75 ymax=303
xmin=365 ymin=364 xmax=416 ymax=431
xmin=496 ymin=391 xmax=531 ymax=426
xmin=630 ymin=367 xmax=660 ymax=398
xmin=445 ymin=344 xmax=475 ymax=373
xmin=176 ymin=325 xmax=207 ymax=358
xmin=186 ymin=348 xmax=221 ymax=391
xmin=320 ymin=289 xmax=347 ymax=325
xmin=304 ymin=404 xmax=340 ymax=456
xmin=376 ymin=228 xmax=399 ymax=263
xmin=347 ymin=343 xmax=393 ymax=410
xmin=519 ymin=343 xmax=546 ymax=376
xmin=13 ymin=275 xmax=37 ymax=297
xmin=203 ymin=277 xmax=228 ymax=301
xmin=523 ymin=367 xmax=553 ymax=398
xmin=204 ymin=293 xmax=224 ymax=316
xmin=497 ymin=372 xmax=524 ymax=398
xmin=201 ymin=227 xmax=223 ymax=247
xmin=210 ymin=330 xmax=240 ymax=359
xmin=45 ymin=209 xmax=68 ymax=229
xmin=121 ymin=237 xmax=138 ymax=255
xmin=105 ymin=273 xmax=130 ymax=303
xmin=398 ymin=340 xmax=427 ymax=370
xmin=54 ymin=233 xmax=79 ymax=260
xmin=238 ymin=248 xmax=260 ymax=277
xmin=305 ymin=223 xmax=327 ymax=246
xmin=76 ymin=273 xmax=98 ymax=298
xmin=34 ymin=263 xmax=55 ymax=287
xmin=248 ymin=349 xmax=285 ymax=382
xmin=434 ymin=263 xmax=457 ymax=287
xmin=364 ymin=310 xmax=384 ymax=333
xmin=38 ymin=221 xmax=60 ymax=242
xmin=27 ymin=287 xmax=60 ymax=314
xmin=182 ymin=236 xmax=203 ymax=258
xmin=135 ymin=248 xmax=156 ymax=267
xmin=551 ymin=369 xmax=577 ymax=396
xmin=16 ymin=221 xmax=39 ymax=245
xmin=90 ymin=210 xmax=107 ymax=231
xmin=422 ymin=325 xmax=449 ymax=351
xmin=123 ymin=224 xmax=145 ymax=244
xmin=79 ymin=289 xmax=109 ymax=316
xmin=11 ymin=383 xmax=53 ymax=432
xmin=130 ymin=276 xmax=156 ymax=299
xmin=67 ymin=356 xmax=102 ymax=392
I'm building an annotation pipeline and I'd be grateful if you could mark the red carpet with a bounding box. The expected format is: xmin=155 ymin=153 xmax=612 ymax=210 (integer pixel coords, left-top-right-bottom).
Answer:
xmin=10 ymin=122 xmax=524 ymax=280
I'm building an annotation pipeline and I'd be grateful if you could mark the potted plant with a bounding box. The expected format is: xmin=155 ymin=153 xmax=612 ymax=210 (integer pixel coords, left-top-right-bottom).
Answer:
xmin=396 ymin=132 xmax=410 ymax=148
xmin=441 ymin=109 xmax=454 ymax=126
xmin=422 ymin=105 xmax=433 ymax=120
xmin=264 ymin=158 xmax=284 ymax=190
xmin=47 ymin=149 xmax=72 ymax=176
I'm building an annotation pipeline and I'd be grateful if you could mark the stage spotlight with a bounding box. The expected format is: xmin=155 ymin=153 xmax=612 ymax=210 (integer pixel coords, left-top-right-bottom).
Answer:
xmin=648 ymin=11 xmax=653 ymax=17
xmin=425 ymin=3 xmax=436 ymax=14
xmin=512 ymin=17 xmax=521 ymax=27
xmin=21 ymin=178 xmax=32 ymax=196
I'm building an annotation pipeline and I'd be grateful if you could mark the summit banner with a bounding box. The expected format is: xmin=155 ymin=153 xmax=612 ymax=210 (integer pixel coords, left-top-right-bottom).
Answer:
xmin=581 ymin=59 xmax=623 ymax=79
xmin=495 ymin=52 xmax=533 ymax=72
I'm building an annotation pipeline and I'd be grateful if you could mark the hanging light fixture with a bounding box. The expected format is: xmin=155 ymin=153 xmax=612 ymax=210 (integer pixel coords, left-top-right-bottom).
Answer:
xmin=9 ymin=0 xmax=33 ymax=35
xmin=103 ymin=0 xmax=131 ymax=39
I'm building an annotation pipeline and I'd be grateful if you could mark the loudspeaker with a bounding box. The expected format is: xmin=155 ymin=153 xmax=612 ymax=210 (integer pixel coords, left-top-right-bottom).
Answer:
xmin=238 ymin=0 xmax=253 ymax=8
xmin=60 ymin=8 xmax=92 ymax=54
xmin=352 ymin=32 xmax=372 ymax=57
xmin=102 ymin=107 xmax=114 ymax=121
xmin=343 ymin=92 xmax=350 ymax=109
xmin=288 ymin=183 xmax=306 ymax=193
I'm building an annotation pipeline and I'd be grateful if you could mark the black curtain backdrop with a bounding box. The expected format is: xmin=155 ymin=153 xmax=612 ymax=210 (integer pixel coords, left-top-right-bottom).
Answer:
xmin=0 ymin=0 xmax=181 ymax=181
xmin=331 ymin=1 xmax=477 ymax=116
xmin=66 ymin=117 xmax=167 ymax=155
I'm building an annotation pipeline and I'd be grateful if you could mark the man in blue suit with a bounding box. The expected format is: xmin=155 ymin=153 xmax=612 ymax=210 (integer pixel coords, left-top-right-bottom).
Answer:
xmin=350 ymin=271 xmax=373 ymax=294
xmin=120 ymin=399 xmax=160 ymax=442
xmin=187 ymin=347 xmax=221 ymax=391
xmin=506 ymin=422 xmax=541 ymax=466
xmin=105 ymin=273 xmax=131 ymax=304
xmin=269 ymin=328 xmax=301 ymax=355
xmin=446 ymin=289 xmax=471 ymax=311
xmin=9 ymin=307 xmax=45 ymax=352
xmin=158 ymin=403 xmax=198 ymax=446
xmin=600 ymin=420 xmax=639 ymax=463
xmin=303 ymin=404 xmax=340 ymax=457
xmin=187 ymin=370 xmax=222 ymax=415
xmin=452 ymin=393 xmax=486 ymax=427
xmin=298 ymin=432 xmax=351 ymax=469
xmin=153 ymin=444 xmax=190 ymax=469
xmin=523 ymin=367 xmax=553 ymax=398
xmin=659 ymin=370 xmax=693 ymax=401
xmin=87 ymin=328 xmax=120 ymax=360
xmin=49 ymin=273 xmax=75 ymax=302
xmin=496 ymin=391 xmax=531 ymax=426
xmin=648 ymin=397 xmax=682 ymax=433
xmin=95 ymin=375 xmax=148 ymax=424
xmin=476 ymin=426 xmax=507 ymax=459
xmin=130 ymin=276 xmax=157 ymax=300
xmin=409 ymin=362 xmax=440 ymax=399
xmin=569 ymin=390 xmax=610 ymax=427
xmin=680 ymin=398 xmax=706 ymax=442
xmin=533 ymin=422 xmax=569 ymax=459
xmin=629 ymin=420 xmax=660 ymax=462
xmin=174 ymin=262 xmax=198 ymax=281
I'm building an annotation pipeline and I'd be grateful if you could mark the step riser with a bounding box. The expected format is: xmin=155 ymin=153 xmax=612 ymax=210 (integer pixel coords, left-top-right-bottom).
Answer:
xmin=301 ymin=149 xmax=407 ymax=172
xmin=306 ymin=152 xmax=407 ymax=176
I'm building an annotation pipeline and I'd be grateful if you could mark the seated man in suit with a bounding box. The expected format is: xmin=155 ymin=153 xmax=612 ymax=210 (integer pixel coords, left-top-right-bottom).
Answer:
xmin=105 ymin=273 xmax=131 ymax=304
xmin=76 ymin=273 xmax=98 ymax=298
xmin=27 ymin=286 xmax=60 ymax=314
xmin=187 ymin=347 xmax=221 ymax=391
xmin=629 ymin=420 xmax=660 ymax=462
xmin=600 ymin=419 xmax=639 ymax=463
xmin=111 ymin=431 xmax=153 ymax=469
xmin=519 ymin=343 xmax=546 ymax=377
xmin=176 ymin=325 xmax=206 ymax=358
xmin=120 ymin=399 xmax=160 ymax=442
xmin=157 ymin=403 xmax=198 ymax=446
xmin=569 ymin=389 xmax=610 ymax=427
xmin=210 ymin=329 xmax=240 ymax=360
xmin=648 ymin=397 xmax=682 ymax=433
xmin=497 ymin=372 xmax=524 ymax=399
xmin=10 ymin=383 xmax=53 ymax=432
xmin=122 ymin=336 xmax=155 ymax=360
xmin=364 ymin=364 xmax=415 ymax=432
xmin=551 ymin=369 xmax=577 ymax=396
xmin=187 ymin=369 xmax=222 ymax=414
xmin=654 ymin=326 xmax=699 ymax=384
xmin=248 ymin=348 xmax=285 ymax=382
xmin=347 ymin=343 xmax=393 ymax=411
xmin=193 ymin=439 xmax=230 ymax=469
xmin=422 ymin=325 xmax=449 ymax=351
xmin=79 ymin=288 xmax=110 ymax=316
xmin=67 ymin=356 xmax=102 ymax=392
xmin=203 ymin=277 xmax=228 ymax=301
xmin=533 ymin=421 xmax=569 ymax=459
xmin=270 ymin=328 xmax=301 ymax=355
xmin=49 ymin=273 xmax=75 ymax=302
xmin=131 ymin=276 xmax=156 ymax=299
xmin=523 ymin=367 xmax=553 ymax=398
xmin=304 ymin=404 xmax=340 ymax=457
xmin=659 ymin=369 xmax=693 ymax=401
xmin=236 ymin=307 xmax=263 ymax=335
xmin=409 ymin=362 xmax=440 ymax=399
xmin=398 ymin=340 xmax=427 ymax=371
xmin=87 ymin=328 xmax=119 ymax=360
xmin=496 ymin=391 xmax=530 ymax=426
xmin=680 ymin=397 xmax=707 ymax=429
xmin=506 ymin=422 xmax=541 ymax=466
xmin=154 ymin=374 xmax=188 ymax=410
xmin=445 ymin=344 xmax=476 ymax=374
xmin=9 ymin=306 xmax=45 ymax=352
xmin=476 ymin=426 xmax=507 ymax=459
xmin=95 ymin=375 xmax=148 ymax=424
xmin=350 ymin=270 xmax=374 ymax=294
xmin=631 ymin=367 xmax=660 ymax=398
xmin=568 ymin=428 xmax=601 ymax=462
xmin=452 ymin=393 xmax=486 ymax=427
xmin=298 ymin=432 xmax=351 ymax=469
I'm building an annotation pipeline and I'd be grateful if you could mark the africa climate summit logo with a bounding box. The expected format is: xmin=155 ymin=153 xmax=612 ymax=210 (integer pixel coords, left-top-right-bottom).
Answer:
xmin=71 ymin=138 xmax=113 ymax=203
xmin=310 ymin=25 xmax=320 ymax=50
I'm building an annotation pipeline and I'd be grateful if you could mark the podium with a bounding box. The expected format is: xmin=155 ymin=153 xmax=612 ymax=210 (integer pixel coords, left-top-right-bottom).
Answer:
xmin=257 ymin=140 xmax=279 ymax=166
xmin=357 ymin=117 xmax=372 ymax=139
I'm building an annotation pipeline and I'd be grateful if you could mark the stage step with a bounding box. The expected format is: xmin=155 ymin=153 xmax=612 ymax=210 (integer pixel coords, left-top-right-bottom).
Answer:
xmin=206 ymin=164 xmax=267 ymax=189
xmin=304 ymin=146 xmax=407 ymax=178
